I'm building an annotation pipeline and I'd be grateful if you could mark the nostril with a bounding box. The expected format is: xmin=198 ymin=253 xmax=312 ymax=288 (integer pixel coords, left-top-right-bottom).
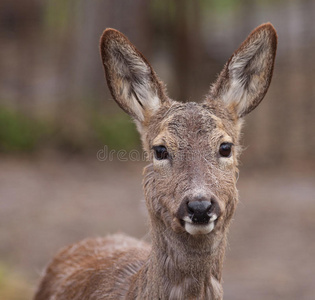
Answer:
xmin=187 ymin=202 xmax=194 ymax=215
xmin=204 ymin=201 xmax=212 ymax=213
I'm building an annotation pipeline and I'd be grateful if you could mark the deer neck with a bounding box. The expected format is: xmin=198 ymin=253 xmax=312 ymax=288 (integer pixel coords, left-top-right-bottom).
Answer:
xmin=129 ymin=217 xmax=226 ymax=300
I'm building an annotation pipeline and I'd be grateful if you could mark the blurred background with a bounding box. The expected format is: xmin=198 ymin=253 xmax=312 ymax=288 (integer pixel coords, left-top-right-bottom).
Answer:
xmin=0 ymin=0 xmax=314 ymax=299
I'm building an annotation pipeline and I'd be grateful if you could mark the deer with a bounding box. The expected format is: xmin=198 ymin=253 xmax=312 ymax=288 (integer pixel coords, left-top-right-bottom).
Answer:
xmin=34 ymin=23 xmax=277 ymax=300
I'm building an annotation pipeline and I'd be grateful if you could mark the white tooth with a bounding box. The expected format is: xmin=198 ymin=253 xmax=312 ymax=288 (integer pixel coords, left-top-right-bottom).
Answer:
xmin=182 ymin=216 xmax=192 ymax=223
xmin=210 ymin=214 xmax=217 ymax=222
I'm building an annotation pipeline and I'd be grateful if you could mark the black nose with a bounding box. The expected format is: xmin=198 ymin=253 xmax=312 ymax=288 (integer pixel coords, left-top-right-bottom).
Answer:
xmin=187 ymin=200 xmax=212 ymax=224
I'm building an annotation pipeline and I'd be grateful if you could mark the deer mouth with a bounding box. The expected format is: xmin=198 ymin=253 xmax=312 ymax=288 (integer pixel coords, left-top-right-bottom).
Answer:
xmin=181 ymin=214 xmax=218 ymax=235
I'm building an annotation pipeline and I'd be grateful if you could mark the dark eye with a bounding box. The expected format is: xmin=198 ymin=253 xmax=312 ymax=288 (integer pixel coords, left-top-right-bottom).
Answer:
xmin=219 ymin=143 xmax=233 ymax=157
xmin=153 ymin=145 xmax=169 ymax=160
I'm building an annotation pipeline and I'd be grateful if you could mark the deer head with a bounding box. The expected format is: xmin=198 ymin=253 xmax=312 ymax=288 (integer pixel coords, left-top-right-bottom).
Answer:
xmin=100 ymin=24 xmax=277 ymax=254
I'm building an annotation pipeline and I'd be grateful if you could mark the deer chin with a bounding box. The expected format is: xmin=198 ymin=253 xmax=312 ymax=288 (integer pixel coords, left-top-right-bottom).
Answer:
xmin=182 ymin=215 xmax=217 ymax=235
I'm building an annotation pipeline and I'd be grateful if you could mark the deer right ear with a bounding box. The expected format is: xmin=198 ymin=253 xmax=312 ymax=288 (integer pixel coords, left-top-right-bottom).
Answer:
xmin=208 ymin=23 xmax=277 ymax=118
xmin=100 ymin=29 xmax=169 ymax=123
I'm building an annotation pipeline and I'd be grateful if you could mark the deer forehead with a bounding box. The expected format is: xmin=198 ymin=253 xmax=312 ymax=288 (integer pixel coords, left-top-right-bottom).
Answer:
xmin=149 ymin=102 xmax=237 ymax=149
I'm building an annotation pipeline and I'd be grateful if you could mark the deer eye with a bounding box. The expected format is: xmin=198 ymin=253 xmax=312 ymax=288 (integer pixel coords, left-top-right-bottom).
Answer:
xmin=219 ymin=143 xmax=233 ymax=158
xmin=153 ymin=145 xmax=169 ymax=160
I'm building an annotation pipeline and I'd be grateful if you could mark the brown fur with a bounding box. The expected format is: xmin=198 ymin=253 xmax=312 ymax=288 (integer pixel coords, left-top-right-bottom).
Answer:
xmin=34 ymin=23 xmax=277 ymax=300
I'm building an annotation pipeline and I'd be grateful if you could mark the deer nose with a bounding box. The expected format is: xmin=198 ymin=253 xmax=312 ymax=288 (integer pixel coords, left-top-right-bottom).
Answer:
xmin=187 ymin=200 xmax=212 ymax=224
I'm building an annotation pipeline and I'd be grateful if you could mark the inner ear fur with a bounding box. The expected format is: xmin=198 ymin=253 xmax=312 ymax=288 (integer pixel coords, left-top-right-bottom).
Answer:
xmin=208 ymin=23 xmax=277 ymax=118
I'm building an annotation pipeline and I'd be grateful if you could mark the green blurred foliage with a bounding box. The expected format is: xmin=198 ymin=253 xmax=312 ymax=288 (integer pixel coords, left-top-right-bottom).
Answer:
xmin=0 ymin=104 xmax=140 ymax=154
xmin=43 ymin=0 xmax=78 ymax=36
xmin=0 ymin=106 xmax=49 ymax=152
xmin=0 ymin=263 xmax=32 ymax=300
xmin=92 ymin=112 xmax=140 ymax=151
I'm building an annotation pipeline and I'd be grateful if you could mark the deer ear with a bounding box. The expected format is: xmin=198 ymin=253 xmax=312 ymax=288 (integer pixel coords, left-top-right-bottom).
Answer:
xmin=208 ymin=23 xmax=277 ymax=118
xmin=100 ymin=29 xmax=168 ymax=122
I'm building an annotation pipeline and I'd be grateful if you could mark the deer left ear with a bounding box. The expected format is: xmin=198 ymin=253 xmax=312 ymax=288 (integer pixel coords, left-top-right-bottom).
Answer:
xmin=100 ymin=29 xmax=169 ymax=124
xmin=208 ymin=23 xmax=277 ymax=118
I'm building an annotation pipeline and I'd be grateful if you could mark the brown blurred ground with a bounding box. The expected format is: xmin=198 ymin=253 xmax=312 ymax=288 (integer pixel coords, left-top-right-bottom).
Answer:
xmin=0 ymin=155 xmax=314 ymax=300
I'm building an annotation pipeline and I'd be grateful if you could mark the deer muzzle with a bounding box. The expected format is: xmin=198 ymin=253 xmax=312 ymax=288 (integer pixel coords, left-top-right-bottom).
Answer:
xmin=177 ymin=196 xmax=221 ymax=235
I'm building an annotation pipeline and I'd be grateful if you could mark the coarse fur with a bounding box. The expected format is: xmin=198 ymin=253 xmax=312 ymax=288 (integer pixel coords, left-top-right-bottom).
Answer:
xmin=34 ymin=23 xmax=277 ymax=300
